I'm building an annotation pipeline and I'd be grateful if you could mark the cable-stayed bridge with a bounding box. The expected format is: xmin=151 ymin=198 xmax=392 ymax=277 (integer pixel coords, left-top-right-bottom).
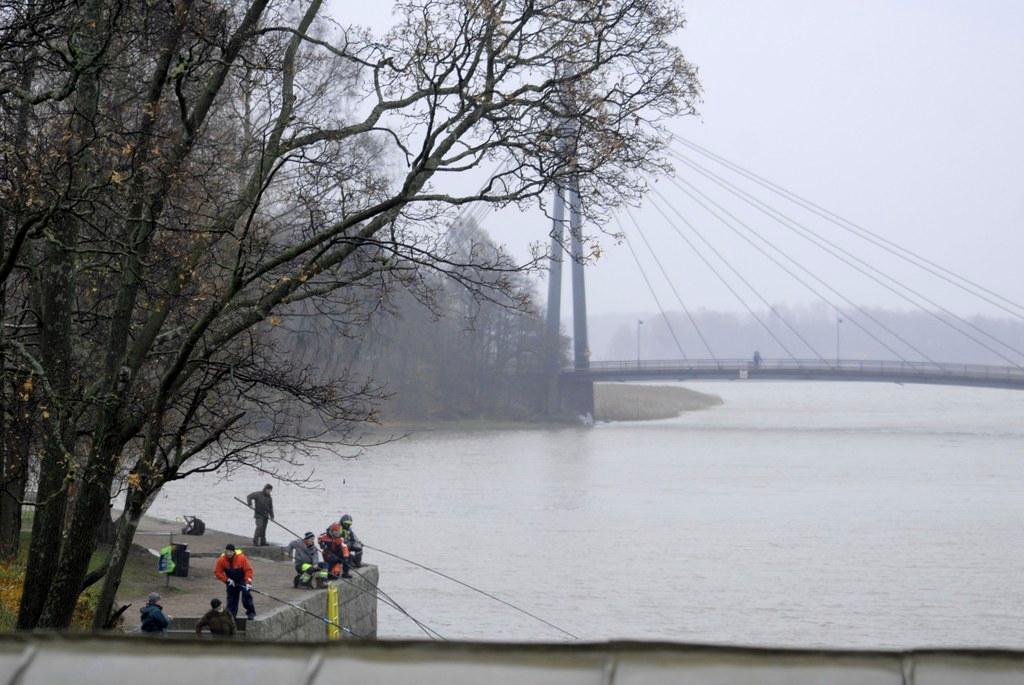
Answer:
xmin=462 ymin=134 xmax=1024 ymax=416
xmin=564 ymin=358 xmax=1024 ymax=392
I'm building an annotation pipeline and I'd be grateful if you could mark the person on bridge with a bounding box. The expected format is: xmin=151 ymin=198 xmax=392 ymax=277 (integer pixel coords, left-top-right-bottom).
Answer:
xmin=214 ymin=543 xmax=256 ymax=620
xmin=338 ymin=513 xmax=363 ymax=568
xmin=246 ymin=483 xmax=274 ymax=546
xmin=318 ymin=523 xmax=351 ymax=579
xmin=753 ymin=350 xmax=762 ymax=368
xmin=195 ymin=598 xmax=236 ymax=637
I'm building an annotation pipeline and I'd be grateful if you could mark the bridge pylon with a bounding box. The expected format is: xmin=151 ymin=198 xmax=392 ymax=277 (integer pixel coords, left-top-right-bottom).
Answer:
xmin=545 ymin=176 xmax=594 ymax=419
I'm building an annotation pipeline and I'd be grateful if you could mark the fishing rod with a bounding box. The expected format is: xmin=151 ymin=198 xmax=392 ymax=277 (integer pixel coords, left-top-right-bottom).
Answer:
xmin=338 ymin=574 xmax=445 ymax=641
xmin=233 ymin=497 xmax=444 ymax=640
xmin=362 ymin=543 xmax=580 ymax=640
xmin=247 ymin=586 xmax=362 ymax=638
xmin=233 ymin=493 xmax=577 ymax=638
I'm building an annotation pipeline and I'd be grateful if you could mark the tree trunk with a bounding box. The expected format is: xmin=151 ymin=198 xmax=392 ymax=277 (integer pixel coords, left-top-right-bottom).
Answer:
xmin=92 ymin=490 xmax=147 ymax=630
xmin=94 ymin=505 xmax=118 ymax=546
xmin=0 ymin=416 xmax=30 ymax=562
xmin=37 ymin=438 xmax=119 ymax=627
xmin=0 ymin=1 xmax=38 ymax=566
xmin=17 ymin=0 xmax=102 ymax=630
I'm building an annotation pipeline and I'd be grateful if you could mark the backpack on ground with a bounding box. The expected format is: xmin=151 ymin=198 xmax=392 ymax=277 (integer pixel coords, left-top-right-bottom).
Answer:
xmin=182 ymin=515 xmax=206 ymax=536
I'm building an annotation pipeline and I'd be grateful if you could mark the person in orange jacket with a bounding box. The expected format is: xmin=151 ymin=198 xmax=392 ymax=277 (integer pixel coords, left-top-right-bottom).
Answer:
xmin=213 ymin=543 xmax=256 ymax=619
xmin=318 ymin=523 xmax=351 ymax=579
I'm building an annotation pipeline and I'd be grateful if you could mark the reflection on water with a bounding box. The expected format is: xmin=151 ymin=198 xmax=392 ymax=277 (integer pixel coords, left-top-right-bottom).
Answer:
xmin=149 ymin=381 xmax=1024 ymax=647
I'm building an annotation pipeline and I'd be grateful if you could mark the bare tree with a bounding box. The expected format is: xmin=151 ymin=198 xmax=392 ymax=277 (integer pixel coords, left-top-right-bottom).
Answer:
xmin=0 ymin=0 xmax=699 ymax=629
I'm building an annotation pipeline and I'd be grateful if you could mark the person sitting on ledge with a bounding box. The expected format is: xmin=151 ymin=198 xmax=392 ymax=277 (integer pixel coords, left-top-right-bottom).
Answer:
xmin=140 ymin=592 xmax=170 ymax=636
xmin=287 ymin=531 xmax=324 ymax=588
xmin=195 ymin=598 xmax=236 ymax=637
xmin=339 ymin=513 xmax=363 ymax=568
xmin=318 ymin=523 xmax=351 ymax=579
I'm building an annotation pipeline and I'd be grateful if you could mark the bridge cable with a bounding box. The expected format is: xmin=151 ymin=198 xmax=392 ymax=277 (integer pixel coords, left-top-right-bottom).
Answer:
xmin=614 ymin=212 xmax=689 ymax=359
xmin=653 ymin=179 xmax=932 ymax=365
xmin=669 ymin=148 xmax=1024 ymax=363
xmin=672 ymin=135 xmax=1024 ymax=320
xmin=668 ymin=152 xmax=1024 ymax=369
xmin=637 ymin=196 xmax=805 ymax=361
xmin=624 ymin=209 xmax=718 ymax=361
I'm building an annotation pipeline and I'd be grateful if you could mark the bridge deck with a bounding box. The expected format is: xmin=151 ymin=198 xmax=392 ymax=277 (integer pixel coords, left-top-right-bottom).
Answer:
xmin=561 ymin=358 xmax=1024 ymax=391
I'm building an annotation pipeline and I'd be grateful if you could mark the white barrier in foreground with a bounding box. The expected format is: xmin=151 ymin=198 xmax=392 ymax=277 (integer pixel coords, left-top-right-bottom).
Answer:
xmin=3 ymin=637 xmax=1024 ymax=684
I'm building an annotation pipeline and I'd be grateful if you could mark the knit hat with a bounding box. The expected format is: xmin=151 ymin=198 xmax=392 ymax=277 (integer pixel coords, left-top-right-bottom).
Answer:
xmin=210 ymin=598 xmax=222 ymax=609
xmin=225 ymin=543 xmax=236 ymax=551
xmin=147 ymin=592 xmax=160 ymax=603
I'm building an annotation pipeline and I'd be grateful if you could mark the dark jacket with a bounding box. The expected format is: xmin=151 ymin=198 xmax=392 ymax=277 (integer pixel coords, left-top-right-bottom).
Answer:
xmin=341 ymin=526 xmax=362 ymax=550
xmin=247 ymin=490 xmax=274 ymax=519
xmin=195 ymin=608 xmax=236 ymax=636
xmin=140 ymin=603 xmax=170 ymax=633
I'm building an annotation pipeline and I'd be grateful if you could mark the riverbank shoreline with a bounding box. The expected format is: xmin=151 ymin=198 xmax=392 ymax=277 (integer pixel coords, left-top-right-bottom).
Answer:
xmin=594 ymin=383 xmax=723 ymax=421
xmin=364 ymin=383 xmax=723 ymax=432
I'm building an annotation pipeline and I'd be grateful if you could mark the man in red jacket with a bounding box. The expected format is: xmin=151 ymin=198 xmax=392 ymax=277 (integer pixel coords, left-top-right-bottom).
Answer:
xmin=213 ymin=543 xmax=256 ymax=619
xmin=318 ymin=523 xmax=351 ymax=579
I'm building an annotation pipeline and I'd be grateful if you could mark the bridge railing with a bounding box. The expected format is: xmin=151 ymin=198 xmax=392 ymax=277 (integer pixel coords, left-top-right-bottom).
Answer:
xmin=571 ymin=358 xmax=1024 ymax=381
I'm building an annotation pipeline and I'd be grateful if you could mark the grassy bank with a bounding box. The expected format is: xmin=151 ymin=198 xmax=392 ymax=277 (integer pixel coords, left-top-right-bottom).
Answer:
xmin=594 ymin=383 xmax=722 ymax=422
xmin=0 ymin=530 xmax=158 ymax=631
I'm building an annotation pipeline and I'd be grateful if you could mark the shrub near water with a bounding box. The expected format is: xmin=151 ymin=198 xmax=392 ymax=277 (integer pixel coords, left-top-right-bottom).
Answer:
xmin=0 ymin=561 xmax=96 ymax=630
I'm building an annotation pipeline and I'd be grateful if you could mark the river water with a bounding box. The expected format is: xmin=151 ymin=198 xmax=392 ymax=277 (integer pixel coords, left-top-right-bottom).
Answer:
xmin=148 ymin=381 xmax=1024 ymax=647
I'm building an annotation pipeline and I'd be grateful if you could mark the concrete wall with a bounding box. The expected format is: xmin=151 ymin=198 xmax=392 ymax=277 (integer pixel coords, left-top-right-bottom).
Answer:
xmin=164 ymin=565 xmax=379 ymax=642
xmin=337 ymin=565 xmax=379 ymax=640
xmin=247 ymin=564 xmax=379 ymax=641
xmin=246 ymin=590 xmax=329 ymax=642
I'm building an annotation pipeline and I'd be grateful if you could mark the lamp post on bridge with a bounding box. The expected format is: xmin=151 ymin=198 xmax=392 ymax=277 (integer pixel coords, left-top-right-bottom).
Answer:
xmin=836 ymin=315 xmax=844 ymax=367
xmin=636 ymin=319 xmax=644 ymax=369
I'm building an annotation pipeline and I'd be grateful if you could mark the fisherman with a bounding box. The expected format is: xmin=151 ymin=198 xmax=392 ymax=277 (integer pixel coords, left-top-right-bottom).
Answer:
xmin=195 ymin=598 xmax=236 ymax=637
xmin=338 ymin=513 xmax=363 ymax=568
xmin=318 ymin=523 xmax=351 ymax=579
xmin=287 ymin=531 xmax=324 ymax=588
xmin=139 ymin=592 xmax=170 ymax=635
xmin=246 ymin=483 xmax=274 ymax=546
xmin=214 ymin=543 xmax=256 ymax=620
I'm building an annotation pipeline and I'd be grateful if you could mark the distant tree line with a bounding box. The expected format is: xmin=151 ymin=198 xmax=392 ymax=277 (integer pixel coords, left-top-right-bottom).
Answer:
xmin=278 ymin=219 xmax=562 ymax=423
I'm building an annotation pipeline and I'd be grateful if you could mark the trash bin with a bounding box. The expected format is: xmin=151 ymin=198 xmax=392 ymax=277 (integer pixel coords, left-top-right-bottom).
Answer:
xmin=170 ymin=543 xmax=190 ymax=577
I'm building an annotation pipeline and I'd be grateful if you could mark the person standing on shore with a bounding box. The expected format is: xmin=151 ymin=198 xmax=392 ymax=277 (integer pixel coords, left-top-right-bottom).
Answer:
xmin=246 ymin=483 xmax=274 ymax=546
xmin=139 ymin=592 xmax=170 ymax=636
xmin=195 ymin=598 xmax=236 ymax=637
xmin=214 ymin=543 xmax=256 ymax=620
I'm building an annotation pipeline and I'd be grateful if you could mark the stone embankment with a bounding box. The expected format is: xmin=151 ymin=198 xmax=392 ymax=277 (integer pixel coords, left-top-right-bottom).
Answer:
xmin=127 ymin=515 xmax=377 ymax=640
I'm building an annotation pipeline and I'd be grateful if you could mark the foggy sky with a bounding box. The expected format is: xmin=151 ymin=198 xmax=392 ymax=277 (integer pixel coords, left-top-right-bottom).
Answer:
xmin=330 ymin=1 xmax=1024 ymax=323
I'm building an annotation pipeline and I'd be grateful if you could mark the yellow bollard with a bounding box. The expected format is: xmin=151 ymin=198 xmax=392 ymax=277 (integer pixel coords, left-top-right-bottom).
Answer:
xmin=327 ymin=584 xmax=340 ymax=640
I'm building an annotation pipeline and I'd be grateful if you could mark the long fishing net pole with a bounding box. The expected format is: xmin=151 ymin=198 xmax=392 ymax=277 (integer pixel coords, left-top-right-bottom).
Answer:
xmin=362 ymin=543 xmax=579 ymax=640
